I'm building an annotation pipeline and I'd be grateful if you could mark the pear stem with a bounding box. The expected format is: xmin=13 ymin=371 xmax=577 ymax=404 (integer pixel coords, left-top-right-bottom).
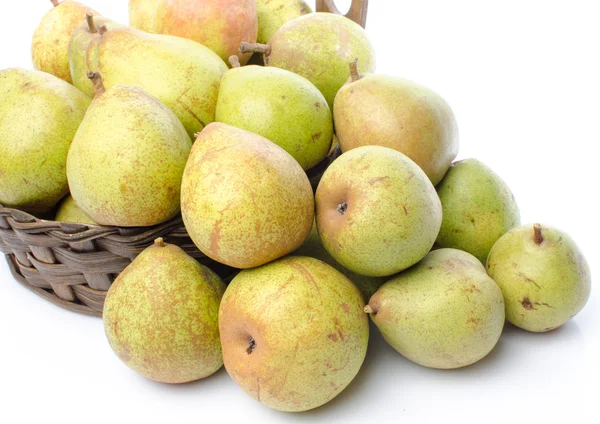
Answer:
xmin=98 ymin=25 xmax=108 ymax=36
xmin=349 ymin=58 xmax=362 ymax=82
xmin=240 ymin=42 xmax=271 ymax=56
xmin=154 ymin=237 xmax=166 ymax=247
xmin=533 ymin=223 xmax=543 ymax=244
xmin=86 ymin=13 xmax=97 ymax=34
xmin=228 ymin=55 xmax=241 ymax=68
xmin=364 ymin=305 xmax=373 ymax=314
xmin=51 ymin=0 xmax=60 ymax=7
xmin=87 ymin=71 xmax=106 ymax=97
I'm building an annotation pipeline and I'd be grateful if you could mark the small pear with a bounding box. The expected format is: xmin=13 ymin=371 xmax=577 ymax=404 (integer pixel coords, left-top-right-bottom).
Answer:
xmin=241 ymin=13 xmax=376 ymax=109
xmin=334 ymin=65 xmax=459 ymax=186
xmin=67 ymin=73 xmax=192 ymax=226
xmin=256 ymin=0 xmax=312 ymax=44
xmin=181 ymin=123 xmax=314 ymax=269
xmin=104 ymin=238 xmax=227 ymax=383
xmin=435 ymin=159 xmax=520 ymax=262
xmin=367 ymin=249 xmax=505 ymax=369
xmin=216 ymin=58 xmax=332 ymax=170
xmin=32 ymin=0 xmax=99 ymax=83
xmin=316 ymin=146 xmax=442 ymax=277
xmin=69 ymin=17 xmax=228 ymax=137
xmin=55 ymin=195 xmax=96 ymax=225
xmin=487 ymin=224 xmax=591 ymax=332
xmin=0 ymin=68 xmax=90 ymax=213
xmin=129 ymin=0 xmax=257 ymax=65
xmin=219 ymin=256 xmax=368 ymax=412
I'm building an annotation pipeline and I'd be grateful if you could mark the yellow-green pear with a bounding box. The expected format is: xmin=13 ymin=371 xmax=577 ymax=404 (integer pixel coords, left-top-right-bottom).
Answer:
xmin=316 ymin=146 xmax=442 ymax=277
xmin=334 ymin=67 xmax=459 ymax=186
xmin=32 ymin=0 xmax=99 ymax=83
xmin=0 ymin=68 xmax=90 ymax=213
xmin=435 ymin=159 xmax=520 ymax=262
xmin=216 ymin=58 xmax=332 ymax=170
xmin=55 ymin=195 xmax=96 ymax=224
xmin=69 ymin=16 xmax=228 ymax=137
xmin=487 ymin=224 xmax=591 ymax=332
xmin=219 ymin=256 xmax=369 ymax=412
xmin=67 ymin=73 xmax=191 ymax=226
xmin=367 ymin=249 xmax=505 ymax=369
xmin=256 ymin=0 xmax=312 ymax=44
xmin=104 ymin=238 xmax=227 ymax=383
xmin=181 ymin=123 xmax=314 ymax=269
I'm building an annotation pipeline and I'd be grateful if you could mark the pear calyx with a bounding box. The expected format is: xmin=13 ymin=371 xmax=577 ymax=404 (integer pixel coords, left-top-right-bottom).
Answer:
xmin=86 ymin=71 xmax=106 ymax=97
xmin=228 ymin=55 xmax=241 ymax=68
xmin=51 ymin=0 xmax=60 ymax=7
xmin=364 ymin=305 xmax=373 ymax=314
xmin=240 ymin=42 xmax=271 ymax=56
xmin=533 ymin=223 xmax=543 ymax=244
xmin=86 ymin=13 xmax=97 ymax=34
xmin=349 ymin=58 xmax=362 ymax=82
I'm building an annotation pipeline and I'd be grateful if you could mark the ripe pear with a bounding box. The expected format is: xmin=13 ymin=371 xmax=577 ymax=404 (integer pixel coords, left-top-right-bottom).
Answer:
xmin=293 ymin=221 xmax=386 ymax=301
xmin=367 ymin=249 xmax=505 ymax=369
xmin=219 ymin=256 xmax=369 ymax=412
xmin=435 ymin=159 xmax=520 ymax=263
xmin=181 ymin=123 xmax=314 ymax=269
xmin=129 ymin=0 xmax=257 ymax=65
xmin=334 ymin=68 xmax=459 ymax=186
xmin=67 ymin=73 xmax=191 ymax=226
xmin=256 ymin=0 xmax=312 ymax=44
xmin=104 ymin=238 xmax=227 ymax=383
xmin=69 ymin=17 xmax=228 ymax=138
xmin=487 ymin=224 xmax=591 ymax=332
xmin=0 ymin=68 xmax=90 ymax=213
xmin=316 ymin=146 xmax=442 ymax=277
xmin=216 ymin=59 xmax=332 ymax=170
xmin=55 ymin=195 xmax=96 ymax=224
xmin=32 ymin=0 xmax=99 ymax=83
xmin=241 ymin=13 xmax=376 ymax=109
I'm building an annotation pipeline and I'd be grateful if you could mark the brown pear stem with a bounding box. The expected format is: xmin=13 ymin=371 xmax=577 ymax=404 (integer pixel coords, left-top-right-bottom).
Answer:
xmin=87 ymin=71 xmax=106 ymax=97
xmin=86 ymin=13 xmax=97 ymax=34
xmin=154 ymin=237 xmax=166 ymax=247
xmin=228 ymin=55 xmax=241 ymax=68
xmin=533 ymin=223 xmax=543 ymax=244
xmin=349 ymin=58 xmax=362 ymax=82
xmin=98 ymin=25 xmax=108 ymax=35
xmin=364 ymin=305 xmax=373 ymax=314
xmin=240 ymin=42 xmax=271 ymax=56
xmin=51 ymin=0 xmax=60 ymax=7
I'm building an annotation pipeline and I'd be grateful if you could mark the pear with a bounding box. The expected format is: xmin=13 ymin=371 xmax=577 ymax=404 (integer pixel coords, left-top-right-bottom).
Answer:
xmin=316 ymin=145 xmax=442 ymax=277
xmin=32 ymin=0 xmax=99 ymax=83
xmin=0 ymin=68 xmax=90 ymax=213
xmin=67 ymin=73 xmax=191 ymax=226
xmin=104 ymin=238 xmax=226 ymax=383
xmin=219 ymin=256 xmax=368 ymax=412
xmin=241 ymin=12 xmax=376 ymax=109
xmin=69 ymin=17 xmax=228 ymax=138
xmin=486 ymin=224 xmax=591 ymax=332
xmin=435 ymin=159 xmax=520 ymax=262
xmin=334 ymin=65 xmax=459 ymax=185
xmin=55 ymin=195 xmax=96 ymax=224
xmin=367 ymin=249 xmax=505 ymax=369
xmin=129 ymin=0 xmax=257 ymax=65
xmin=256 ymin=0 xmax=312 ymax=44
xmin=293 ymin=221 xmax=386 ymax=301
xmin=181 ymin=123 xmax=314 ymax=269
xmin=216 ymin=58 xmax=333 ymax=170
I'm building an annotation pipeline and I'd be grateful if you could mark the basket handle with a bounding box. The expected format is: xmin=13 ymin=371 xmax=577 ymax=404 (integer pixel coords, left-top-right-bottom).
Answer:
xmin=316 ymin=0 xmax=369 ymax=28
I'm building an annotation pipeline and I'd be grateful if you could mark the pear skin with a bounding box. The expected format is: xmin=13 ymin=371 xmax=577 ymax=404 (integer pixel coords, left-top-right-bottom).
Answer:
xmin=256 ymin=0 xmax=312 ymax=44
xmin=55 ymin=195 xmax=96 ymax=224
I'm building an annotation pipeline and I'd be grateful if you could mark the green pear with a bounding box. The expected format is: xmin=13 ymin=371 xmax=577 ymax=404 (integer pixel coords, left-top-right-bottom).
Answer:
xmin=32 ymin=0 xmax=99 ymax=83
xmin=67 ymin=73 xmax=191 ymax=226
xmin=0 ymin=68 xmax=90 ymax=213
xmin=293 ymin=221 xmax=386 ymax=301
xmin=129 ymin=0 xmax=257 ymax=65
xmin=256 ymin=0 xmax=312 ymax=44
xmin=216 ymin=59 xmax=332 ymax=170
xmin=104 ymin=238 xmax=226 ymax=383
xmin=435 ymin=159 xmax=520 ymax=262
xmin=334 ymin=69 xmax=458 ymax=185
xmin=69 ymin=16 xmax=228 ymax=137
xmin=487 ymin=224 xmax=591 ymax=332
xmin=316 ymin=146 xmax=442 ymax=277
xmin=367 ymin=249 xmax=505 ymax=369
xmin=241 ymin=13 xmax=376 ymax=109
xmin=55 ymin=195 xmax=96 ymax=224
xmin=219 ymin=256 xmax=368 ymax=412
xmin=181 ymin=123 xmax=314 ymax=269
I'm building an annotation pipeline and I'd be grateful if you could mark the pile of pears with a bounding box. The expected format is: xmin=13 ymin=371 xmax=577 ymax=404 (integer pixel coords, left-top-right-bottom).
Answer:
xmin=0 ymin=0 xmax=592 ymax=413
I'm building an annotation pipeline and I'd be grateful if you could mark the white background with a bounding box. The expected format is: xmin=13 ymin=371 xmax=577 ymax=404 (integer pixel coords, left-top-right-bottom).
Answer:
xmin=1 ymin=0 xmax=599 ymax=422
